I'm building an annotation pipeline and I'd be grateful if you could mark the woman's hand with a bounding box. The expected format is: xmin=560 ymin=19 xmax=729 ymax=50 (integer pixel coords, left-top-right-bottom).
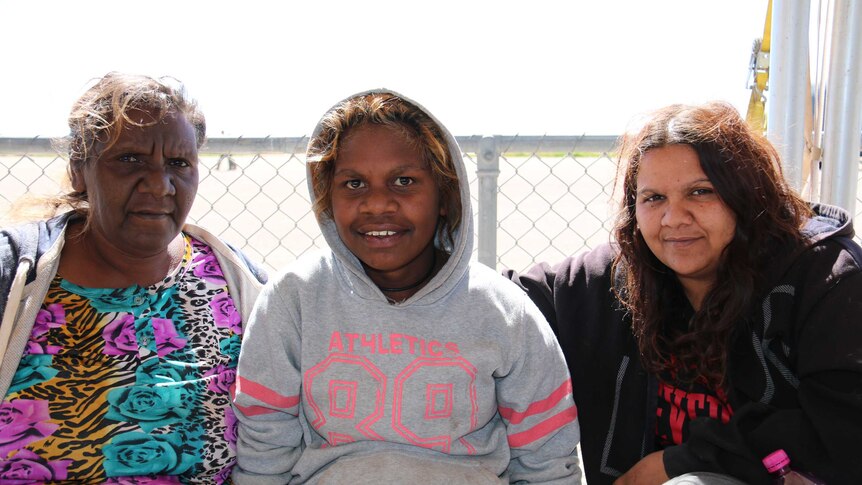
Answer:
xmin=613 ymin=451 xmax=669 ymax=485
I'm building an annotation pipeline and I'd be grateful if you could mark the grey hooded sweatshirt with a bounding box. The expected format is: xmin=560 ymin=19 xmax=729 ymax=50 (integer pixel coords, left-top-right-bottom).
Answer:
xmin=232 ymin=90 xmax=581 ymax=484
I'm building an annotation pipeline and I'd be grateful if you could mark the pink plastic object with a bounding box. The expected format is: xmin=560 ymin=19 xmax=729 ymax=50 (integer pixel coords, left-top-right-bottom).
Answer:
xmin=762 ymin=449 xmax=826 ymax=485
xmin=762 ymin=449 xmax=791 ymax=474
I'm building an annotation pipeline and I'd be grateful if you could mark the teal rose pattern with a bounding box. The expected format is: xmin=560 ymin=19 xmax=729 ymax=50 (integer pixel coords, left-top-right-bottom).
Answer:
xmin=105 ymin=476 xmax=181 ymax=484
xmin=102 ymin=432 xmax=196 ymax=477
xmin=146 ymin=287 xmax=177 ymax=318
xmin=135 ymin=358 xmax=197 ymax=386
xmin=60 ymin=282 xmax=150 ymax=316
xmin=219 ymin=335 xmax=242 ymax=368
xmin=0 ymin=238 xmax=243 ymax=481
xmin=8 ymin=355 xmax=57 ymax=394
xmin=105 ymin=386 xmax=192 ymax=432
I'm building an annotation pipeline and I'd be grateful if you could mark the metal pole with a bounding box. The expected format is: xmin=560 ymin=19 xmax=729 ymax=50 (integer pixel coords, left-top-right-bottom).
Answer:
xmin=820 ymin=0 xmax=862 ymax=212
xmin=477 ymin=136 xmax=500 ymax=269
xmin=768 ymin=0 xmax=811 ymax=191
xmin=807 ymin=0 xmax=831 ymax=203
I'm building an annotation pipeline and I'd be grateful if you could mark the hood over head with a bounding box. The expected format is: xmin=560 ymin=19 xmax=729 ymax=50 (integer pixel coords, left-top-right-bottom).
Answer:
xmin=305 ymin=89 xmax=472 ymax=305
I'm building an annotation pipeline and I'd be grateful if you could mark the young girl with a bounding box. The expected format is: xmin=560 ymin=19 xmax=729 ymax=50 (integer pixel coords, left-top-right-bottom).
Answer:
xmin=232 ymin=90 xmax=581 ymax=484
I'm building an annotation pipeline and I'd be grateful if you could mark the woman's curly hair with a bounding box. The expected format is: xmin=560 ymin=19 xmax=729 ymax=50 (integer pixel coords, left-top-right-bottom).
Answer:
xmin=613 ymin=101 xmax=811 ymax=387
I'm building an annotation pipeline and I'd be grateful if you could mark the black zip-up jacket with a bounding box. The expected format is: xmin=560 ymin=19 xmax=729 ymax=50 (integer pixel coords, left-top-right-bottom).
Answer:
xmin=506 ymin=204 xmax=862 ymax=484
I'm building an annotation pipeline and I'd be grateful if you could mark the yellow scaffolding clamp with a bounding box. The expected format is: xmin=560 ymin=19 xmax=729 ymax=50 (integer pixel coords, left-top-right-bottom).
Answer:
xmin=747 ymin=0 xmax=773 ymax=133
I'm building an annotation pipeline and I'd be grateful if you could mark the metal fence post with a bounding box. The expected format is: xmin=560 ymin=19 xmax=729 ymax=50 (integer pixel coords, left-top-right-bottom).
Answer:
xmin=768 ymin=0 xmax=810 ymax=192
xmin=820 ymin=0 xmax=862 ymax=213
xmin=477 ymin=136 xmax=500 ymax=268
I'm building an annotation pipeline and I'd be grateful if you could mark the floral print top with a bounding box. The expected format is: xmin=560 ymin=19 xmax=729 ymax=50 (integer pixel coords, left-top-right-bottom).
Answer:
xmin=0 ymin=235 xmax=243 ymax=484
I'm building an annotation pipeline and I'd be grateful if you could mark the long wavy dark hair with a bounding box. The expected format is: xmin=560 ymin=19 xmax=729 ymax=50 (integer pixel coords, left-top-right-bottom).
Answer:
xmin=612 ymin=101 xmax=811 ymax=387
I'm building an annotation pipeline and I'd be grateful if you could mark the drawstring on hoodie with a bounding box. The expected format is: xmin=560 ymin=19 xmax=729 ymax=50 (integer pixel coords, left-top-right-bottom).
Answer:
xmin=0 ymin=258 xmax=33 ymax=365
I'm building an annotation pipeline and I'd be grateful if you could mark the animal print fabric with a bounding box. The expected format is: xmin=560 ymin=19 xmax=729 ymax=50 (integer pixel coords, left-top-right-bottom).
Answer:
xmin=0 ymin=234 xmax=243 ymax=484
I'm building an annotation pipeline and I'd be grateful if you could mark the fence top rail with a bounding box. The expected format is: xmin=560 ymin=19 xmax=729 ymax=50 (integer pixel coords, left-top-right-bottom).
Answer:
xmin=0 ymin=135 xmax=620 ymax=156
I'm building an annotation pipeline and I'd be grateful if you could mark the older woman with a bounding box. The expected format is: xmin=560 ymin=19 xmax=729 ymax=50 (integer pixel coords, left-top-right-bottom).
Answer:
xmin=509 ymin=102 xmax=862 ymax=484
xmin=0 ymin=72 xmax=266 ymax=483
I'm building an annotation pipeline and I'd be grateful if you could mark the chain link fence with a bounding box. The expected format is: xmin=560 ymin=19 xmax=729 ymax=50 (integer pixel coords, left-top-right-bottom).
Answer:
xmin=1 ymin=137 xmax=860 ymax=274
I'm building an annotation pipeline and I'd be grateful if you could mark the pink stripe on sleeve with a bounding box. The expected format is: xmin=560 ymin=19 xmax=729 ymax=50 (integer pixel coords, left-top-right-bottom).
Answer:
xmin=498 ymin=379 xmax=573 ymax=425
xmin=235 ymin=375 xmax=300 ymax=411
xmin=507 ymin=406 xmax=579 ymax=448
xmin=235 ymin=403 xmax=280 ymax=417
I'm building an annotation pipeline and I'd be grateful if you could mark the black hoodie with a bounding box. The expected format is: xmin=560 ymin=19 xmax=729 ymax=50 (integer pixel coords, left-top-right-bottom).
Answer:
xmin=507 ymin=203 xmax=862 ymax=484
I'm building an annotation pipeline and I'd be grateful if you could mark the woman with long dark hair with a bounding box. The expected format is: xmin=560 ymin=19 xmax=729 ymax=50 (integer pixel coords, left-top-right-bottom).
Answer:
xmin=509 ymin=101 xmax=862 ymax=484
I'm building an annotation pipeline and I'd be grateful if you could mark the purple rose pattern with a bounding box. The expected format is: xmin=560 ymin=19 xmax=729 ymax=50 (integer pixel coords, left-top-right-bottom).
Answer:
xmin=191 ymin=243 xmax=226 ymax=285
xmin=224 ymin=407 xmax=238 ymax=451
xmin=25 ymin=304 xmax=66 ymax=355
xmin=214 ymin=459 xmax=234 ymax=484
xmin=151 ymin=318 xmax=187 ymax=357
xmin=0 ymin=400 xmax=59 ymax=457
xmin=204 ymin=364 xmax=236 ymax=394
xmin=0 ymin=448 xmax=71 ymax=483
xmin=102 ymin=314 xmax=139 ymax=356
xmin=31 ymin=304 xmax=65 ymax=337
xmin=210 ymin=292 xmax=242 ymax=335
xmin=0 ymin=238 xmax=243 ymax=482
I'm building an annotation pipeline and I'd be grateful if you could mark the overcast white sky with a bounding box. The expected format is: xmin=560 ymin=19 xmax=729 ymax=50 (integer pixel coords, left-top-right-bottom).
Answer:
xmin=1 ymin=0 xmax=769 ymax=137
